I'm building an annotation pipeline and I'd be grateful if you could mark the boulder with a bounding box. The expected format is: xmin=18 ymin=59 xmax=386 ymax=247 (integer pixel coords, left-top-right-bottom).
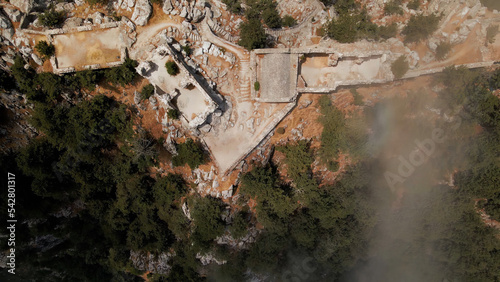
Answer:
xmin=63 ymin=17 xmax=83 ymax=28
xmin=3 ymin=8 xmax=23 ymax=22
xmin=131 ymin=0 xmax=152 ymax=26
xmin=163 ymin=0 xmax=173 ymax=14
xmin=10 ymin=0 xmax=33 ymax=13
xmin=191 ymin=8 xmax=204 ymax=22
xmin=31 ymin=53 xmax=43 ymax=65
xmin=93 ymin=12 xmax=104 ymax=24
xmin=75 ymin=0 xmax=85 ymax=6
xmin=0 ymin=12 xmax=13 ymax=41
xmin=199 ymin=123 xmax=211 ymax=133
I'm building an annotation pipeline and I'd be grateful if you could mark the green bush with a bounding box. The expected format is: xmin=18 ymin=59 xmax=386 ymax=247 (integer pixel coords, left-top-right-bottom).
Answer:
xmin=435 ymin=42 xmax=452 ymax=60
xmin=165 ymin=61 xmax=180 ymax=76
xmin=167 ymin=109 xmax=180 ymax=120
xmin=181 ymin=45 xmax=192 ymax=56
xmin=407 ymin=0 xmax=420 ymax=10
xmin=486 ymin=25 xmax=499 ymax=44
xmin=141 ymin=84 xmax=155 ymax=100
xmin=282 ymin=15 xmax=297 ymax=27
xmin=402 ymin=14 xmax=441 ymax=43
xmin=384 ymin=0 xmax=403 ymax=15
xmin=351 ymin=88 xmax=364 ymax=106
xmin=391 ymin=55 xmax=409 ymax=79
xmin=172 ymin=138 xmax=206 ymax=169
xmin=325 ymin=11 xmax=380 ymax=43
xmin=222 ymin=0 xmax=242 ymax=14
xmin=262 ymin=7 xmax=282 ymax=28
xmin=254 ymin=81 xmax=260 ymax=91
xmin=105 ymin=58 xmax=137 ymax=86
xmin=480 ymin=0 xmax=500 ymax=11
xmin=238 ymin=19 xmax=267 ymax=50
xmin=276 ymin=127 xmax=285 ymax=134
xmin=35 ymin=40 xmax=55 ymax=60
xmin=378 ymin=23 xmax=398 ymax=40
xmin=38 ymin=8 xmax=65 ymax=28
xmin=229 ymin=209 xmax=250 ymax=239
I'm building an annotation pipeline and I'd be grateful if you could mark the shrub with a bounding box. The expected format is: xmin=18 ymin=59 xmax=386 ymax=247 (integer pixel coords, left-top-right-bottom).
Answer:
xmin=254 ymin=81 xmax=260 ymax=91
xmin=350 ymin=88 xmax=364 ymax=106
xmin=35 ymin=40 xmax=55 ymax=60
xmin=262 ymin=7 xmax=282 ymax=29
xmin=391 ymin=55 xmax=409 ymax=79
xmin=181 ymin=45 xmax=192 ymax=56
xmin=167 ymin=109 xmax=180 ymax=120
xmin=486 ymin=25 xmax=499 ymax=44
xmin=435 ymin=42 xmax=452 ymax=60
xmin=38 ymin=8 xmax=65 ymax=28
xmin=378 ymin=23 xmax=398 ymax=40
xmin=222 ymin=0 xmax=242 ymax=14
xmin=172 ymin=138 xmax=206 ymax=169
xmin=238 ymin=18 xmax=267 ymax=50
xmin=384 ymin=0 xmax=403 ymax=15
xmin=229 ymin=209 xmax=250 ymax=239
xmin=480 ymin=0 xmax=500 ymax=11
xmin=165 ymin=61 xmax=179 ymax=76
xmin=325 ymin=11 xmax=380 ymax=43
xmin=407 ymin=0 xmax=420 ymax=10
xmin=276 ymin=127 xmax=285 ymax=134
xmin=105 ymin=58 xmax=138 ymax=86
xmin=141 ymin=84 xmax=155 ymax=100
xmin=402 ymin=14 xmax=441 ymax=43
xmin=282 ymin=15 xmax=297 ymax=27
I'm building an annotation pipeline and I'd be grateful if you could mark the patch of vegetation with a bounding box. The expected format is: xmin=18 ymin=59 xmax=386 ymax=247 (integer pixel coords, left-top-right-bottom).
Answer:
xmin=222 ymin=0 xmax=242 ymax=14
xmin=262 ymin=3 xmax=282 ymax=28
xmin=486 ymin=25 xmax=499 ymax=44
xmin=435 ymin=42 xmax=452 ymax=60
xmin=167 ymin=109 xmax=180 ymax=120
xmin=229 ymin=209 xmax=250 ymax=239
xmin=351 ymin=88 xmax=364 ymax=105
xmin=407 ymin=0 xmax=420 ymax=10
xmin=190 ymin=196 xmax=226 ymax=248
xmin=105 ymin=58 xmax=138 ymax=86
xmin=140 ymin=84 xmax=155 ymax=100
xmin=480 ymin=0 xmax=500 ymax=11
xmin=85 ymin=0 xmax=109 ymax=6
xmin=165 ymin=60 xmax=180 ymax=76
xmin=276 ymin=127 xmax=285 ymax=134
xmin=282 ymin=15 xmax=297 ymax=27
xmin=384 ymin=0 xmax=403 ymax=15
xmin=254 ymin=81 xmax=260 ymax=91
xmin=172 ymin=138 xmax=206 ymax=169
xmin=402 ymin=14 xmax=441 ymax=43
xmin=238 ymin=18 xmax=267 ymax=50
xmin=35 ymin=40 xmax=55 ymax=61
xmin=391 ymin=55 xmax=409 ymax=79
xmin=38 ymin=8 xmax=65 ymax=28
xmin=181 ymin=45 xmax=192 ymax=56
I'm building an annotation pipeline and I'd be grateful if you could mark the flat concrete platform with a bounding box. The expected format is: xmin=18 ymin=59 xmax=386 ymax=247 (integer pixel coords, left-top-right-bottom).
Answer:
xmin=256 ymin=53 xmax=298 ymax=102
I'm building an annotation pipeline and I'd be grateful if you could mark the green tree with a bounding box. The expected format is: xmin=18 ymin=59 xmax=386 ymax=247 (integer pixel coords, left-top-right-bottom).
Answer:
xmin=436 ymin=42 xmax=452 ymax=60
xmin=262 ymin=7 xmax=282 ymax=28
xmin=165 ymin=61 xmax=180 ymax=76
xmin=238 ymin=19 xmax=267 ymax=50
xmin=172 ymin=138 xmax=207 ymax=169
xmin=402 ymin=14 xmax=441 ymax=43
xmin=391 ymin=55 xmax=409 ymax=79
xmin=38 ymin=8 xmax=65 ymax=28
xmin=141 ymin=84 xmax=155 ymax=100
xmin=282 ymin=15 xmax=297 ymax=27
xmin=167 ymin=109 xmax=180 ymax=120
xmin=190 ymin=196 xmax=226 ymax=246
xmin=35 ymin=40 xmax=55 ymax=60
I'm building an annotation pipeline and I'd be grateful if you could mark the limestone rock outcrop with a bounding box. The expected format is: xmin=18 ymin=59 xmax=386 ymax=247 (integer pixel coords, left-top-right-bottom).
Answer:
xmin=131 ymin=0 xmax=152 ymax=26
